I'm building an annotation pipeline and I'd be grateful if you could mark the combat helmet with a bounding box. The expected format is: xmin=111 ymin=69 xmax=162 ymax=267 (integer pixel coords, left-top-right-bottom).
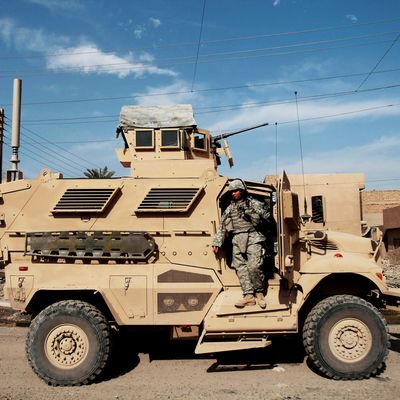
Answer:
xmin=228 ymin=179 xmax=246 ymax=191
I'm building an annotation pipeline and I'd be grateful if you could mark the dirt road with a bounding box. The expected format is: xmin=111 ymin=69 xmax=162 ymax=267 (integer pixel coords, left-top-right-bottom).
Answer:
xmin=0 ymin=326 xmax=399 ymax=400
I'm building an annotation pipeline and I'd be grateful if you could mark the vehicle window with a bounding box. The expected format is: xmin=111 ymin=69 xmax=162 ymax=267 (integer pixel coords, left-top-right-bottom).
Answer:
xmin=193 ymin=132 xmax=207 ymax=150
xmin=161 ymin=129 xmax=179 ymax=148
xmin=135 ymin=130 xmax=153 ymax=148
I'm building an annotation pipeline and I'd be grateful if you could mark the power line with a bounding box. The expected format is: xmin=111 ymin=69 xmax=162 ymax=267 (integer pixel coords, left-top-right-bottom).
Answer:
xmin=199 ymin=30 xmax=400 ymax=60
xmin=1 ymin=35 xmax=398 ymax=78
xmin=356 ymin=32 xmax=400 ymax=91
xmin=278 ymin=102 xmax=400 ymax=126
xmin=195 ymin=83 xmax=400 ymax=114
xmin=2 ymin=133 xmax=80 ymax=176
xmin=4 ymin=124 xmax=85 ymax=174
xmin=191 ymin=0 xmax=207 ymax=92
xmin=21 ymin=125 xmax=100 ymax=169
xmin=6 ymin=66 xmax=400 ymax=108
xmin=1 ymin=17 xmax=399 ymax=61
xmin=15 ymin=81 xmax=400 ymax=129
xmin=4 ymin=116 xmax=99 ymax=169
xmin=20 ymin=130 xmax=89 ymax=173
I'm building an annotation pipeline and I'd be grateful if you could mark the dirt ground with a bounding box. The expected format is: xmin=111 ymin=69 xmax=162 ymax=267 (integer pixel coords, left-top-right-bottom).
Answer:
xmin=0 ymin=326 xmax=399 ymax=400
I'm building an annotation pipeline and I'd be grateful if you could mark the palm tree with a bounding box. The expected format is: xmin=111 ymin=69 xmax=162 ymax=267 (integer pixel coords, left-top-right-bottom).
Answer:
xmin=83 ymin=166 xmax=115 ymax=179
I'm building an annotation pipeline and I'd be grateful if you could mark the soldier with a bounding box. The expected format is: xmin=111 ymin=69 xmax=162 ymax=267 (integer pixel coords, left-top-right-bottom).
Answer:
xmin=212 ymin=179 xmax=269 ymax=308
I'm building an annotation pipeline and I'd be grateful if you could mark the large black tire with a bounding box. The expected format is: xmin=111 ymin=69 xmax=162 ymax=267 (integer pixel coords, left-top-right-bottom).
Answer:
xmin=26 ymin=300 xmax=111 ymax=386
xmin=303 ymin=295 xmax=389 ymax=380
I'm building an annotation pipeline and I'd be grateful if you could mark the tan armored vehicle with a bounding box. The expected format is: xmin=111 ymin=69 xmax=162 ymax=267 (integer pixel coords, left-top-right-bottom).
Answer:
xmin=1 ymin=104 xmax=400 ymax=385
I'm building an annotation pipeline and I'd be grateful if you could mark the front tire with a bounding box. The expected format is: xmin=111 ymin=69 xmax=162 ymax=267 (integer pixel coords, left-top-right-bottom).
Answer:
xmin=26 ymin=300 xmax=111 ymax=386
xmin=303 ymin=295 xmax=389 ymax=380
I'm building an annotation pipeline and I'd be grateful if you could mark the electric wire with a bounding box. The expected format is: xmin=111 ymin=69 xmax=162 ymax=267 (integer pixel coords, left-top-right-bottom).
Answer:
xmin=15 ymin=81 xmax=400 ymax=129
xmin=6 ymin=66 xmax=400 ymax=108
xmin=5 ymin=124 xmax=84 ymax=175
xmin=21 ymin=124 xmax=100 ymax=170
xmin=277 ymin=102 xmax=400 ymax=126
xmin=1 ymin=35 xmax=398 ymax=78
xmin=356 ymin=32 xmax=400 ymax=91
xmin=20 ymin=132 xmax=88 ymax=174
xmin=191 ymin=0 xmax=207 ymax=91
xmin=4 ymin=117 xmax=99 ymax=170
xmin=195 ymin=83 xmax=400 ymax=115
xmin=198 ymin=30 xmax=400 ymax=59
xmin=1 ymin=17 xmax=399 ymax=60
xmin=3 ymin=129 xmax=80 ymax=176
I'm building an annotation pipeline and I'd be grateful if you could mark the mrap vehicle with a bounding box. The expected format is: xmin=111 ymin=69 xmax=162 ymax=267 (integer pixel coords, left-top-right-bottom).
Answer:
xmin=1 ymin=104 xmax=400 ymax=385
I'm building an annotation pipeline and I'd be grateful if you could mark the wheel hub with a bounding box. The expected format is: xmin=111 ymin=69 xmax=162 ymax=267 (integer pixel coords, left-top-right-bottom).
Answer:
xmin=45 ymin=324 xmax=89 ymax=369
xmin=329 ymin=318 xmax=372 ymax=362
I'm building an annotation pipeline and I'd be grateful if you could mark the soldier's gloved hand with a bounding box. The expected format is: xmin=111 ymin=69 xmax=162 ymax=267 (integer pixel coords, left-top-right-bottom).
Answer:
xmin=212 ymin=246 xmax=219 ymax=254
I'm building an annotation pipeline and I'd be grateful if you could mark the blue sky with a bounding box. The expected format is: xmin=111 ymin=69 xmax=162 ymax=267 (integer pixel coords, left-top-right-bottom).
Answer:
xmin=0 ymin=0 xmax=400 ymax=189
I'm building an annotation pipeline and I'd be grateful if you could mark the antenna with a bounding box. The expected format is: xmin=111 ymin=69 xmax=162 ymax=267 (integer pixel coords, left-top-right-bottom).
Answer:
xmin=294 ymin=91 xmax=311 ymax=223
xmin=275 ymin=122 xmax=278 ymax=179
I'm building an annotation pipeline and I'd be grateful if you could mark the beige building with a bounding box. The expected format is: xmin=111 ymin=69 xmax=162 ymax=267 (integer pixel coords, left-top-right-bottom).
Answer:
xmin=265 ymin=173 xmax=365 ymax=235
xmin=361 ymin=190 xmax=400 ymax=227
xmin=383 ymin=205 xmax=400 ymax=251
xmin=265 ymin=173 xmax=400 ymax=261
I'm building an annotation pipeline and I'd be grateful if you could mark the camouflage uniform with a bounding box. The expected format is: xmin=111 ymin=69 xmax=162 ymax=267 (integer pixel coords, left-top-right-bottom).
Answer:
xmin=213 ymin=192 xmax=269 ymax=295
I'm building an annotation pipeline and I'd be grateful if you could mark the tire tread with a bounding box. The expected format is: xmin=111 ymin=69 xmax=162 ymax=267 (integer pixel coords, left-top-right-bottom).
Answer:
xmin=302 ymin=295 xmax=389 ymax=380
xmin=26 ymin=300 xmax=111 ymax=386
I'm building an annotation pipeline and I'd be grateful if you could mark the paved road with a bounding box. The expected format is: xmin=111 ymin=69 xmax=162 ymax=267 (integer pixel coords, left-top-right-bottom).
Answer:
xmin=0 ymin=326 xmax=399 ymax=400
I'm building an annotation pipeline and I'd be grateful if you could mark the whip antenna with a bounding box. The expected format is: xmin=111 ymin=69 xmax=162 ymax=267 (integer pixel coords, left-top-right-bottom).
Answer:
xmin=294 ymin=91 xmax=311 ymax=222
xmin=275 ymin=122 xmax=278 ymax=179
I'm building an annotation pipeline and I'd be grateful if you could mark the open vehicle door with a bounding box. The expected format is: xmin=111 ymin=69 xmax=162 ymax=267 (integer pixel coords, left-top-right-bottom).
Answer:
xmin=276 ymin=171 xmax=300 ymax=288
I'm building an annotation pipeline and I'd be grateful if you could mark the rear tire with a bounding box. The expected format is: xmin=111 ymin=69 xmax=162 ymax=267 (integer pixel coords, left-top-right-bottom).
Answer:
xmin=303 ymin=295 xmax=389 ymax=380
xmin=26 ymin=300 xmax=111 ymax=386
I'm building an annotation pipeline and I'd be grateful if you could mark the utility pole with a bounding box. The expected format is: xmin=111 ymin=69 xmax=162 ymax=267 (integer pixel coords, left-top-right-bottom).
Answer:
xmin=7 ymin=78 xmax=22 ymax=181
xmin=0 ymin=108 xmax=3 ymax=184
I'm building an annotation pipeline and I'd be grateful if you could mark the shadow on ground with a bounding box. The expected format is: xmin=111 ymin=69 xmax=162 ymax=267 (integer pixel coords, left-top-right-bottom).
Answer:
xmin=103 ymin=329 xmax=305 ymax=380
xmin=390 ymin=332 xmax=400 ymax=353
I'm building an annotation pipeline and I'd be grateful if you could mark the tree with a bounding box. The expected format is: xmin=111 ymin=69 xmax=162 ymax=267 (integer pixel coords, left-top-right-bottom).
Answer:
xmin=83 ymin=166 xmax=115 ymax=179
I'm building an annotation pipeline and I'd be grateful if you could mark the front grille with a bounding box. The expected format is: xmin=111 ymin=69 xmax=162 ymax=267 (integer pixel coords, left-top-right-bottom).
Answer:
xmin=137 ymin=187 xmax=202 ymax=212
xmin=52 ymin=188 xmax=119 ymax=213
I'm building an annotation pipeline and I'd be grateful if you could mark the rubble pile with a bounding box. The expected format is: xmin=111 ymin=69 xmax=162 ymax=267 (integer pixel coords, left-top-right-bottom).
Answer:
xmin=383 ymin=259 xmax=400 ymax=288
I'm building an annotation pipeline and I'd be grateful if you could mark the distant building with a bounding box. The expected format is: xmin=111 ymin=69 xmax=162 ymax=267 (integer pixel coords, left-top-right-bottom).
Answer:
xmin=264 ymin=173 xmax=365 ymax=235
xmin=383 ymin=205 xmax=400 ymax=251
xmin=361 ymin=190 xmax=400 ymax=228
xmin=264 ymin=174 xmax=400 ymax=254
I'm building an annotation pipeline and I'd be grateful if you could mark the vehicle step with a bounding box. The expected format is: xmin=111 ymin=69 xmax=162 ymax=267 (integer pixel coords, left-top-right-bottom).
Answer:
xmin=195 ymin=334 xmax=271 ymax=354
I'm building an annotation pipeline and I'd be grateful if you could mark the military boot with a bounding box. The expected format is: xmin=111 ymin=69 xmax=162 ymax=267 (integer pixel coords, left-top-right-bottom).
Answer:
xmin=235 ymin=294 xmax=256 ymax=308
xmin=256 ymin=292 xmax=266 ymax=309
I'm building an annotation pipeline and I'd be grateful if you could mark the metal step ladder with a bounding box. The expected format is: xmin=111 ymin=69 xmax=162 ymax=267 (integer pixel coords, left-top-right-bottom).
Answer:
xmin=195 ymin=329 xmax=272 ymax=354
